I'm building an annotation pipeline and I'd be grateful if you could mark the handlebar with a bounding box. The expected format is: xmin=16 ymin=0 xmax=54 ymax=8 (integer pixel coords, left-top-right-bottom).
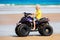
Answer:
xmin=24 ymin=12 xmax=33 ymax=17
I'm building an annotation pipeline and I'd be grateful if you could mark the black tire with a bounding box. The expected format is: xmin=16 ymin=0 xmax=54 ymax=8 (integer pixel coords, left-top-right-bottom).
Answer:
xmin=15 ymin=25 xmax=20 ymax=36
xmin=38 ymin=25 xmax=53 ymax=36
xmin=15 ymin=24 xmax=30 ymax=37
xmin=38 ymin=27 xmax=44 ymax=36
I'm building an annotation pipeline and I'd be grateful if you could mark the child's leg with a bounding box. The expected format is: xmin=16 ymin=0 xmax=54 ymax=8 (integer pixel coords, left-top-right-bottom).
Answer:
xmin=34 ymin=20 xmax=36 ymax=29
xmin=31 ymin=19 xmax=36 ymax=30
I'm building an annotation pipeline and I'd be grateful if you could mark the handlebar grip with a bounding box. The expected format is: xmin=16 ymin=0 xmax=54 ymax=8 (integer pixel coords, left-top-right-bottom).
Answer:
xmin=28 ymin=13 xmax=32 ymax=15
xmin=24 ymin=12 xmax=32 ymax=15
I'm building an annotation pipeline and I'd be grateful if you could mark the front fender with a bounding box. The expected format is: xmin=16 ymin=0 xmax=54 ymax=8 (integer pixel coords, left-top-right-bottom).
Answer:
xmin=16 ymin=22 xmax=21 ymax=25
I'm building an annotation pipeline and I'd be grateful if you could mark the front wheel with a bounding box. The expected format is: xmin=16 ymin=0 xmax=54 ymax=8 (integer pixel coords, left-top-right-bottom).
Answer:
xmin=38 ymin=25 xmax=53 ymax=36
xmin=15 ymin=24 xmax=30 ymax=37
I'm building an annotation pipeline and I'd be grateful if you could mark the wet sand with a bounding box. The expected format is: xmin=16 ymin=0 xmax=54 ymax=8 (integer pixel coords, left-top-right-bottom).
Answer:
xmin=0 ymin=13 xmax=60 ymax=25
xmin=0 ymin=34 xmax=60 ymax=40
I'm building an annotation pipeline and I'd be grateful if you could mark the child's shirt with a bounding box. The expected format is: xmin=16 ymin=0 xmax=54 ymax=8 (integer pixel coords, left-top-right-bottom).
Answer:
xmin=36 ymin=9 xmax=42 ymax=20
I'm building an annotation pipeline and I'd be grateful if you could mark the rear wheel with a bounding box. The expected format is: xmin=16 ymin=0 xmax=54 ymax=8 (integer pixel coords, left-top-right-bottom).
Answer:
xmin=38 ymin=25 xmax=53 ymax=36
xmin=15 ymin=24 xmax=30 ymax=37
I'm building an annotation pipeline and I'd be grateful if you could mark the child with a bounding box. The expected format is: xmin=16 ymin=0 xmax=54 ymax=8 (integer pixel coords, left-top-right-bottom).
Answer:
xmin=32 ymin=4 xmax=42 ymax=30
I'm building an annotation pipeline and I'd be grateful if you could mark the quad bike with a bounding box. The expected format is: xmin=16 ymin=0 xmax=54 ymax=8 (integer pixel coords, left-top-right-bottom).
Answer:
xmin=15 ymin=12 xmax=53 ymax=36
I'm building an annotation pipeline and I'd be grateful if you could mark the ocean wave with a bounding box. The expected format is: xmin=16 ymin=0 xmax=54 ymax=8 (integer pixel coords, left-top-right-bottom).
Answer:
xmin=0 ymin=4 xmax=60 ymax=7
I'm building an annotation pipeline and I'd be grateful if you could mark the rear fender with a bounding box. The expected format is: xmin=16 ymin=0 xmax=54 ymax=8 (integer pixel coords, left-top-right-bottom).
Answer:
xmin=39 ymin=17 xmax=49 ymax=23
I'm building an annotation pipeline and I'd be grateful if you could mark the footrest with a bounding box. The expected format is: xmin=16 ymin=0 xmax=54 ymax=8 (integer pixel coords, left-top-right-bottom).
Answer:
xmin=30 ymin=29 xmax=38 ymax=32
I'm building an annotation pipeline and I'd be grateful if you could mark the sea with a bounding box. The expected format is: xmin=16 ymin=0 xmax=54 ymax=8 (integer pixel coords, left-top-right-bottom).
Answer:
xmin=0 ymin=0 xmax=60 ymax=5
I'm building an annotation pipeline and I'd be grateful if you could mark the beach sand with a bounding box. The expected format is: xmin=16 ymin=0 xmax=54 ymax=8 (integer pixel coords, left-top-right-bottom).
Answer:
xmin=0 ymin=34 xmax=60 ymax=40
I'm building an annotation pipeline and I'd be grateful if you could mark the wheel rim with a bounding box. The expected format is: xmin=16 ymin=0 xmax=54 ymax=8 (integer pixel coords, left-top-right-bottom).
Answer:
xmin=20 ymin=26 xmax=29 ymax=35
xmin=44 ymin=27 xmax=51 ymax=34
xmin=45 ymin=28 xmax=50 ymax=34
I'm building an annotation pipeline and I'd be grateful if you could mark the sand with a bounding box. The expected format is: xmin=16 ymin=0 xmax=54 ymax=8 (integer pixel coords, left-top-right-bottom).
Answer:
xmin=0 ymin=13 xmax=60 ymax=25
xmin=0 ymin=34 xmax=60 ymax=40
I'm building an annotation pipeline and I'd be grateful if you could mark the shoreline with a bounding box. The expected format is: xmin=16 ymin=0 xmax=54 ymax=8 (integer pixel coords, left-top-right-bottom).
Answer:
xmin=0 ymin=5 xmax=60 ymax=14
xmin=0 ymin=4 xmax=60 ymax=7
xmin=0 ymin=4 xmax=60 ymax=5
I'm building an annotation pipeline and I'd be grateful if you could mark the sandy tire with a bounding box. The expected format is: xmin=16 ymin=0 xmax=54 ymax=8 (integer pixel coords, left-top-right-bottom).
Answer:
xmin=38 ymin=25 xmax=53 ymax=36
xmin=15 ymin=24 xmax=30 ymax=37
xmin=15 ymin=25 xmax=20 ymax=36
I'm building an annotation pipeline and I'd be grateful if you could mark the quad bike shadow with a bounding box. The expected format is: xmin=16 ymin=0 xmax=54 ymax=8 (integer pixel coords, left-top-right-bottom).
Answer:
xmin=15 ymin=12 xmax=53 ymax=37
